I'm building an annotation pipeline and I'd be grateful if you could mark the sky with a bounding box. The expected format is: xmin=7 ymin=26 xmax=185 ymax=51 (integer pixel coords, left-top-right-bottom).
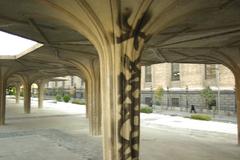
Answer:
xmin=0 ymin=31 xmax=38 ymax=56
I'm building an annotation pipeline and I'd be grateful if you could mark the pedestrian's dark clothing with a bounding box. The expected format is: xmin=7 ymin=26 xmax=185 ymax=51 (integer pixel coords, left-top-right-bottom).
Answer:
xmin=190 ymin=105 xmax=197 ymax=113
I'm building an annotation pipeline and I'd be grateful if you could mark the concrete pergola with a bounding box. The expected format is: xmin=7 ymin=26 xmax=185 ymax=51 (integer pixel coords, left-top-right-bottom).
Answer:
xmin=0 ymin=1 xmax=240 ymax=160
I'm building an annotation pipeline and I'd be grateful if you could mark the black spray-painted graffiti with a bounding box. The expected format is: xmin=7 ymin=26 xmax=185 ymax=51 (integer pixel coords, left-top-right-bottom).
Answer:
xmin=117 ymin=8 xmax=151 ymax=160
xmin=117 ymin=8 xmax=151 ymax=50
xmin=118 ymin=55 xmax=141 ymax=160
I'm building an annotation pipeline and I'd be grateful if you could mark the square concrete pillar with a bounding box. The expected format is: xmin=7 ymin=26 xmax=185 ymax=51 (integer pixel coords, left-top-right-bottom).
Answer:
xmin=88 ymin=63 xmax=101 ymax=136
xmin=235 ymin=77 xmax=240 ymax=145
xmin=100 ymin=38 xmax=145 ymax=160
xmin=23 ymin=82 xmax=31 ymax=114
xmin=0 ymin=76 xmax=6 ymax=125
xmin=37 ymin=82 xmax=45 ymax=108
xmin=15 ymin=83 xmax=21 ymax=104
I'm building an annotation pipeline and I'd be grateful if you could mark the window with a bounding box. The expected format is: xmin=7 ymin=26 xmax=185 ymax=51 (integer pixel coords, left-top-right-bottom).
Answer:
xmin=54 ymin=81 xmax=57 ymax=87
xmin=171 ymin=98 xmax=179 ymax=107
xmin=80 ymin=93 xmax=84 ymax=98
xmin=208 ymin=99 xmax=216 ymax=110
xmin=171 ymin=63 xmax=180 ymax=81
xmin=205 ymin=64 xmax=216 ymax=79
xmin=81 ymin=79 xmax=85 ymax=87
xmin=145 ymin=66 xmax=152 ymax=82
xmin=145 ymin=97 xmax=153 ymax=107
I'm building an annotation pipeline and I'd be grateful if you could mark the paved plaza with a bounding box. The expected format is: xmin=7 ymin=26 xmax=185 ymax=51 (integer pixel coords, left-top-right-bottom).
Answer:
xmin=0 ymin=97 xmax=239 ymax=160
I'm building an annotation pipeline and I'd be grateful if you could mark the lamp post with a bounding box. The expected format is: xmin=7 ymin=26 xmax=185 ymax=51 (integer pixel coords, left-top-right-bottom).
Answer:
xmin=74 ymin=84 xmax=77 ymax=99
xmin=150 ymin=65 xmax=154 ymax=109
xmin=186 ymin=85 xmax=189 ymax=112
xmin=167 ymin=86 xmax=169 ymax=110
xmin=150 ymin=84 xmax=153 ymax=109
xmin=216 ymin=64 xmax=221 ymax=113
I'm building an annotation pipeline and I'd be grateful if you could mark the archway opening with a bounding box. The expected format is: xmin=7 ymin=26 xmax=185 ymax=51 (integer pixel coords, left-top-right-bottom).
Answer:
xmin=140 ymin=62 xmax=238 ymax=160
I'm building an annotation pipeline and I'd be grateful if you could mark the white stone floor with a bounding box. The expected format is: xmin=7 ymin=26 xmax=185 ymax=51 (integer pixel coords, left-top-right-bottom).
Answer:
xmin=0 ymin=97 xmax=239 ymax=160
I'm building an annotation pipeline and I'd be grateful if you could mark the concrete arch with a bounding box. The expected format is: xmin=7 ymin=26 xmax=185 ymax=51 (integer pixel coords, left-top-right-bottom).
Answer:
xmin=10 ymin=60 xmax=102 ymax=137
xmin=13 ymin=73 xmax=34 ymax=114
xmin=39 ymin=0 xmax=106 ymax=59
xmin=158 ymin=47 xmax=240 ymax=145
xmin=1 ymin=1 xmax=240 ymax=160
xmin=60 ymin=56 xmax=102 ymax=136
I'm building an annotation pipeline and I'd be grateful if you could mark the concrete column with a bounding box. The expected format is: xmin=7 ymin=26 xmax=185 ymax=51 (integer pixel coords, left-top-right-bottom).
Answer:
xmin=15 ymin=83 xmax=21 ymax=104
xmin=24 ymin=82 xmax=31 ymax=114
xmin=85 ymin=81 xmax=89 ymax=119
xmin=50 ymin=1 xmax=152 ymax=158
xmin=88 ymin=62 xmax=101 ymax=136
xmin=0 ymin=73 xmax=6 ymax=125
xmin=37 ymin=82 xmax=45 ymax=108
xmin=100 ymin=35 xmax=144 ymax=159
xmin=235 ymin=76 xmax=240 ymax=145
xmin=92 ymin=75 xmax=101 ymax=136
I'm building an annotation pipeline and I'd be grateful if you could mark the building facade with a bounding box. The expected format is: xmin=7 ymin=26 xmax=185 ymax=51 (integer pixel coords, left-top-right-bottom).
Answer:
xmin=45 ymin=76 xmax=85 ymax=99
xmin=141 ymin=63 xmax=236 ymax=112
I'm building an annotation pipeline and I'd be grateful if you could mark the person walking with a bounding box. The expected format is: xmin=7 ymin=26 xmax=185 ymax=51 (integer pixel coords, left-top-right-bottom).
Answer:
xmin=190 ymin=104 xmax=197 ymax=113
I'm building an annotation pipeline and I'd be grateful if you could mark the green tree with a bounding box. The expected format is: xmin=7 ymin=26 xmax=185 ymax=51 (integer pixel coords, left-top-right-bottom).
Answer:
xmin=7 ymin=86 xmax=16 ymax=95
xmin=154 ymin=86 xmax=164 ymax=105
xmin=200 ymin=86 xmax=215 ymax=109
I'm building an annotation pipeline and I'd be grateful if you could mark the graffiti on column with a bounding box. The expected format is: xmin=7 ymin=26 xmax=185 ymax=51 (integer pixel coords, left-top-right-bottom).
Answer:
xmin=117 ymin=8 xmax=151 ymax=50
xmin=117 ymin=8 xmax=151 ymax=160
xmin=118 ymin=54 xmax=141 ymax=159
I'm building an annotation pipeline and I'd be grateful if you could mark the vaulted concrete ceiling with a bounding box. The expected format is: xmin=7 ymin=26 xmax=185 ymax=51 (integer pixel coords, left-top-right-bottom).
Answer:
xmin=0 ymin=0 xmax=240 ymax=80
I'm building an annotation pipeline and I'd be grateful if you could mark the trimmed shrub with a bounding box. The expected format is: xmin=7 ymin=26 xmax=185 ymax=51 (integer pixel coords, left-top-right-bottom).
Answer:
xmin=140 ymin=106 xmax=153 ymax=113
xmin=72 ymin=99 xmax=85 ymax=105
xmin=191 ymin=114 xmax=211 ymax=121
xmin=63 ymin=95 xmax=71 ymax=103
xmin=56 ymin=95 xmax=62 ymax=102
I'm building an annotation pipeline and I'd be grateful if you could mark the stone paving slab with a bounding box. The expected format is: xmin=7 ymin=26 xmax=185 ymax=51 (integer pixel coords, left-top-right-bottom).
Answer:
xmin=0 ymin=135 xmax=83 ymax=160
xmin=1 ymin=98 xmax=239 ymax=160
xmin=0 ymin=129 xmax=102 ymax=160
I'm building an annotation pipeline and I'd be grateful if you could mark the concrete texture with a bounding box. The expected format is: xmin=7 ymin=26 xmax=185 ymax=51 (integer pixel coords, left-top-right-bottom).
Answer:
xmin=0 ymin=98 xmax=239 ymax=160
xmin=2 ymin=99 xmax=102 ymax=160
xmin=141 ymin=127 xmax=240 ymax=160
xmin=1 ymin=1 xmax=240 ymax=159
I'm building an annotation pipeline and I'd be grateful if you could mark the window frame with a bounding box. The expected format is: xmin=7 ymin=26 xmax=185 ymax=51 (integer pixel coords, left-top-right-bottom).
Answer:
xmin=145 ymin=65 xmax=152 ymax=82
xmin=171 ymin=63 xmax=180 ymax=81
